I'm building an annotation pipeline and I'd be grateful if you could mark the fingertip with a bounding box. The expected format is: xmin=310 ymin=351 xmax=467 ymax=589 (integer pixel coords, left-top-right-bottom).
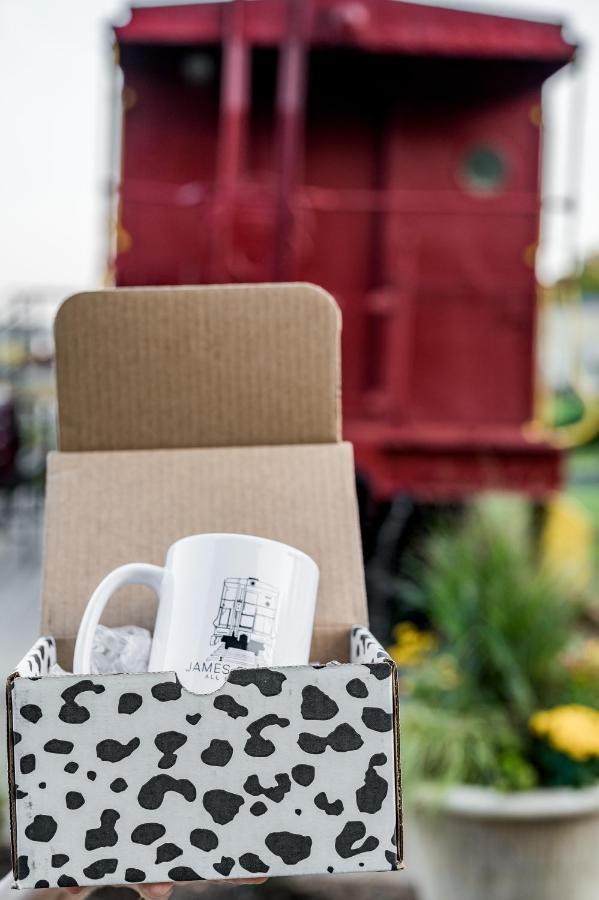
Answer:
xmin=142 ymin=883 xmax=174 ymax=899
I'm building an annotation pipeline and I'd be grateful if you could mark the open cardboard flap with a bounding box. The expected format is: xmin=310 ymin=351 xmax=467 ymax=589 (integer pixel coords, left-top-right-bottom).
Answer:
xmin=43 ymin=283 xmax=368 ymax=667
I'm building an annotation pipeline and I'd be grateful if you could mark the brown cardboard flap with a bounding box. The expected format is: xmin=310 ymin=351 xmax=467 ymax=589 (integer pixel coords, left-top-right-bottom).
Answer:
xmin=42 ymin=444 xmax=367 ymax=665
xmin=54 ymin=283 xmax=340 ymax=452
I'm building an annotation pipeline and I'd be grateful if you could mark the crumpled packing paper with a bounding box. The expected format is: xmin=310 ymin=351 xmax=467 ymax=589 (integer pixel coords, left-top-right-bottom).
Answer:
xmin=49 ymin=625 xmax=152 ymax=676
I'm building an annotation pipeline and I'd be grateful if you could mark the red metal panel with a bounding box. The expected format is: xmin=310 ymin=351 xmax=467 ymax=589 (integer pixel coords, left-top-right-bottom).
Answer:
xmin=381 ymin=69 xmax=542 ymax=431
xmin=116 ymin=42 xmax=222 ymax=285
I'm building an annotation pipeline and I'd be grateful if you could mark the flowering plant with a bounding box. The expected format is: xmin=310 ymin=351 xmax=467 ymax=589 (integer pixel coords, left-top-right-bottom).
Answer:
xmin=394 ymin=496 xmax=599 ymax=792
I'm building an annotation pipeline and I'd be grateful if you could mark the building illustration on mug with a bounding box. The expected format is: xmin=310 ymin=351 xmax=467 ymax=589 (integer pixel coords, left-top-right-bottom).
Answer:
xmin=208 ymin=576 xmax=279 ymax=667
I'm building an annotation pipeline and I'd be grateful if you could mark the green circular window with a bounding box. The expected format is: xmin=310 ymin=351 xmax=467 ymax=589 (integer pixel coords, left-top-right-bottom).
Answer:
xmin=460 ymin=145 xmax=507 ymax=194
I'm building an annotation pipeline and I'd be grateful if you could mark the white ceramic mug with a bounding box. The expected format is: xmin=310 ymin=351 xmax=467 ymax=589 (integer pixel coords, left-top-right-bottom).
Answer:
xmin=73 ymin=533 xmax=319 ymax=693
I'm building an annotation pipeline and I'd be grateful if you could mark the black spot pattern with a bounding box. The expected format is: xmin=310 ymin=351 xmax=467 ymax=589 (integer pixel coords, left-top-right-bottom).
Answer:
xmin=59 ymin=681 xmax=105 ymax=724
xmin=356 ymin=753 xmax=388 ymax=813
xmin=16 ymin=856 xmax=29 ymax=880
xmin=298 ymin=722 xmax=364 ymax=754
xmin=213 ymin=857 xmax=234 ymax=877
xmin=132 ymin=823 xmax=166 ymax=845
xmin=155 ymin=731 xmax=187 ymax=768
xmin=168 ymin=866 xmax=202 ymax=881
xmin=314 ymin=792 xmax=344 ymax=816
xmin=203 ymin=789 xmax=244 ymax=825
xmin=83 ymin=858 xmax=118 ymax=880
xmin=265 ymin=831 xmax=312 ymax=865
xmin=44 ymin=739 xmax=74 ymax=754
xmin=35 ymin=882 xmax=50 ymax=889
xmin=335 ymin=821 xmax=379 ymax=858
xmin=244 ymin=773 xmax=291 ymax=803
xmin=228 ymin=668 xmax=286 ymax=696
xmin=365 ymin=663 xmax=391 ymax=680
xmin=66 ymin=791 xmax=85 ymax=810
xmin=291 ymin=764 xmax=315 ymax=786
xmin=125 ymin=868 xmax=146 ymax=882
xmin=245 ymin=714 xmax=290 ymax=756
xmin=361 ymin=707 xmax=393 ymax=732
xmin=118 ymin=692 xmax=143 ymax=714
xmin=239 ymin=853 xmax=269 ymax=874
xmin=57 ymin=875 xmax=78 ymax=887
xmin=300 ymin=685 xmax=339 ymax=720
xmin=186 ymin=713 xmax=201 ymax=725
xmin=25 ymin=815 xmax=57 ymax=843
xmin=97 ymin=737 xmax=140 ymax=762
xmin=12 ymin=731 xmax=21 ymax=746
xmin=85 ymin=809 xmax=120 ymax=851
xmin=16 ymin=789 xmax=27 ymax=799
xmin=110 ymin=778 xmax=128 ymax=793
xmin=20 ymin=754 xmax=35 ymax=774
xmin=156 ymin=843 xmax=183 ymax=864
xmin=346 ymin=678 xmax=368 ymax=698
xmin=14 ymin=629 xmax=397 ymax=886
xmin=214 ymin=694 xmax=248 ymax=718
xmin=138 ymin=774 xmax=196 ymax=810
xmin=151 ymin=681 xmax=182 ymax=702
xmin=190 ymin=828 xmax=219 ymax=851
xmin=201 ymin=739 xmax=233 ymax=767
xmin=87 ymin=770 xmax=97 ymax=781
xmin=20 ymin=704 xmax=42 ymax=723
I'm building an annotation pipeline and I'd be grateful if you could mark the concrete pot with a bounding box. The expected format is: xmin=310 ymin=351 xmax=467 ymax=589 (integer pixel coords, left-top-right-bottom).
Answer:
xmin=406 ymin=784 xmax=599 ymax=900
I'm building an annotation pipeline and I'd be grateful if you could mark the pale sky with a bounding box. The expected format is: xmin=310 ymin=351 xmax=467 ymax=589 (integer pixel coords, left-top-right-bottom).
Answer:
xmin=0 ymin=0 xmax=597 ymax=311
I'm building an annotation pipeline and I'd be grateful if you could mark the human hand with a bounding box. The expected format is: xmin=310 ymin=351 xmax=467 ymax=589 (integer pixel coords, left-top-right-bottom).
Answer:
xmin=66 ymin=877 xmax=267 ymax=900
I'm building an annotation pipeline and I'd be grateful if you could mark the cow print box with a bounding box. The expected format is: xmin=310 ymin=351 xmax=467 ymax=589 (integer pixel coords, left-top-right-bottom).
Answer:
xmin=7 ymin=627 xmax=401 ymax=889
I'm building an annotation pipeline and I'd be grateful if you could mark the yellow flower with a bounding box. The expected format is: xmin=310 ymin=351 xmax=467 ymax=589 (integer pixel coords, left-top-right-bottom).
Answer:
xmin=530 ymin=704 xmax=599 ymax=762
xmin=388 ymin=622 xmax=437 ymax=667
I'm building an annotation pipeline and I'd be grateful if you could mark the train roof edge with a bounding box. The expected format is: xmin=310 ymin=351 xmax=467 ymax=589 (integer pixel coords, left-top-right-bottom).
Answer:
xmin=114 ymin=0 xmax=576 ymax=69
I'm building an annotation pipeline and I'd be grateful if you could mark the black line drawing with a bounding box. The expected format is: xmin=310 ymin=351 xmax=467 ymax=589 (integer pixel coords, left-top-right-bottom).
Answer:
xmin=209 ymin=577 xmax=279 ymax=665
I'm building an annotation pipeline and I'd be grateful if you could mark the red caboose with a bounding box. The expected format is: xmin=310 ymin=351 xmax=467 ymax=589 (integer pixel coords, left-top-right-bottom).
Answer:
xmin=113 ymin=0 xmax=574 ymax=501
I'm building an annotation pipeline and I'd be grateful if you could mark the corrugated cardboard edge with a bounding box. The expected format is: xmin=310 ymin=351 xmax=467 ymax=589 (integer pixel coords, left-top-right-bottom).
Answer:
xmin=54 ymin=283 xmax=342 ymax=452
xmin=391 ymin=663 xmax=404 ymax=868
xmin=6 ymin=672 xmax=19 ymax=886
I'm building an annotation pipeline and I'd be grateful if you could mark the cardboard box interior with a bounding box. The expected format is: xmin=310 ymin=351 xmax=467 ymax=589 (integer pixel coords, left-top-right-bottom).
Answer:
xmin=43 ymin=284 xmax=367 ymax=667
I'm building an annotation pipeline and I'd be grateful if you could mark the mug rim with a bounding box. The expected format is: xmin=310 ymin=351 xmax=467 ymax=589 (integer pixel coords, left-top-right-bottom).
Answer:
xmin=169 ymin=532 xmax=319 ymax=572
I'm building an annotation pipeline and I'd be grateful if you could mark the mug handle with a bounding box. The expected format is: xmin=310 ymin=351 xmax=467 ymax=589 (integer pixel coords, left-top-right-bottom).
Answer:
xmin=73 ymin=563 xmax=165 ymax=674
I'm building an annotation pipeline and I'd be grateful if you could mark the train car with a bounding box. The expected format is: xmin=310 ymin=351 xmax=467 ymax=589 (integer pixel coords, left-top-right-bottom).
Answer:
xmin=113 ymin=0 xmax=575 ymax=501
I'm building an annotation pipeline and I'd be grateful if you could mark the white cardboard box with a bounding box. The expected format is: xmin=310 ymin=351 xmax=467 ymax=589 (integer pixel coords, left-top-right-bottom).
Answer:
xmin=6 ymin=284 xmax=403 ymax=889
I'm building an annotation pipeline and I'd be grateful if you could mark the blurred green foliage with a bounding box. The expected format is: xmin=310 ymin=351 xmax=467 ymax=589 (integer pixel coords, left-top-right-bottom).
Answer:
xmin=398 ymin=495 xmax=598 ymax=793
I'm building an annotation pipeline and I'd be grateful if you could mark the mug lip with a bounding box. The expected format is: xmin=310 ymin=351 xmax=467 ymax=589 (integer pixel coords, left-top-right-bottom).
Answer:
xmin=169 ymin=532 xmax=319 ymax=571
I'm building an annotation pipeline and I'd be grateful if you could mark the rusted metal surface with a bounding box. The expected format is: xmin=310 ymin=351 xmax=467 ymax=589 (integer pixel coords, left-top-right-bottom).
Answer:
xmin=113 ymin=0 xmax=574 ymax=499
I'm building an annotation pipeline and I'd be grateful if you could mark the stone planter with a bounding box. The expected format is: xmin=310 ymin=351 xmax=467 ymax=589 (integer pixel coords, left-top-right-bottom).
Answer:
xmin=406 ymin=784 xmax=599 ymax=900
